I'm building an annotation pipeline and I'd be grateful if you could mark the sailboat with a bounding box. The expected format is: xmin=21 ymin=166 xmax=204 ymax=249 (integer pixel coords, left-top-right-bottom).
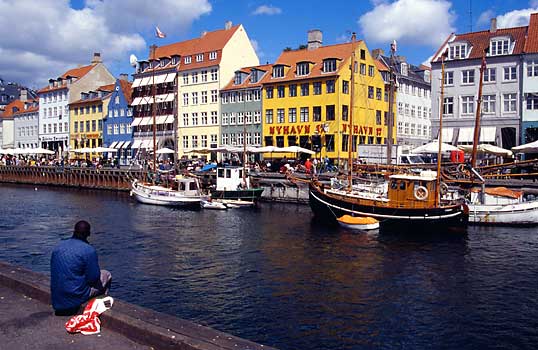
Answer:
xmin=308 ymin=38 xmax=468 ymax=227
xmin=463 ymin=48 xmax=538 ymax=225
xmin=131 ymin=44 xmax=206 ymax=208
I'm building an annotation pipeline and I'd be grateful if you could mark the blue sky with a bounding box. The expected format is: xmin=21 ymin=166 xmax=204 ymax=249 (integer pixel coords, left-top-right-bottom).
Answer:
xmin=1 ymin=0 xmax=537 ymax=88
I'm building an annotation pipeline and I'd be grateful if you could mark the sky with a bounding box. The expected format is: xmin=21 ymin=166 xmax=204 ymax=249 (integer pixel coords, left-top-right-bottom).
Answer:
xmin=1 ymin=0 xmax=537 ymax=90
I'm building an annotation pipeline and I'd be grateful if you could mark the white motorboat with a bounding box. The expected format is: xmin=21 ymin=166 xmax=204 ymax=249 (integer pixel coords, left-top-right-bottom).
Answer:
xmin=201 ymin=200 xmax=227 ymax=210
xmin=468 ymin=187 xmax=538 ymax=225
xmin=131 ymin=177 xmax=205 ymax=208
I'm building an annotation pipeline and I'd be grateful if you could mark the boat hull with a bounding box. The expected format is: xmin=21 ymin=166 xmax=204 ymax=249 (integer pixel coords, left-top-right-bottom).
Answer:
xmin=211 ymin=188 xmax=264 ymax=202
xmin=131 ymin=181 xmax=203 ymax=209
xmin=309 ymin=184 xmax=467 ymax=227
xmin=337 ymin=222 xmax=380 ymax=230
xmin=468 ymin=201 xmax=538 ymax=225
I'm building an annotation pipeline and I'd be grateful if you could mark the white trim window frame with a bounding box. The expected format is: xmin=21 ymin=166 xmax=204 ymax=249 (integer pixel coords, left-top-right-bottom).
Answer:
xmin=461 ymin=96 xmax=474 ymax=115
xmin=483 ymin=67 xmax=496 ymax=83
xmin=503 ymin=66 xmax=517 ymax=81
xmin=503 ymin=93 xmax=517 ymax=113
xmin=462 ymin=69 xmax=475 ymax=85
xmin=482 ymin=94 xmax=496 ymax=114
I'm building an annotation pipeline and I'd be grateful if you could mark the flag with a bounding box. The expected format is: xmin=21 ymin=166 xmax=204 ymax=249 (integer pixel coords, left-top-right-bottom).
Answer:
xmin=155 ymin=26 xmax=166 ymax=39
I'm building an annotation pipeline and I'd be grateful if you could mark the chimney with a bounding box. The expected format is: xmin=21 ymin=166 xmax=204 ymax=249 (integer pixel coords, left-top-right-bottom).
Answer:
xmin=371 ymin=48 xmax=384 ymax=59
xmin=119 ymin=73 xmax=128 ymax=81
xmin=490 ymin=18 xmax=497 ymax=33
xmin=91 ymin=52 xmax=102 ymax=64
xmin=225 ymin=21 xmax=232 ymax=30
xmin=201 ymin=30 xmax=208 ymax=37
xmin=20 ymin=89 xmax=28 ymax=102
xmin=307 ymin=29 xmax=322 ymax=50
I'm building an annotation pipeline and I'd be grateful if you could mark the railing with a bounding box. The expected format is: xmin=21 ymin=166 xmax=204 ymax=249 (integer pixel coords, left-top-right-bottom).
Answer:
xmin=0 ymin=166 xmax=143 ymax=191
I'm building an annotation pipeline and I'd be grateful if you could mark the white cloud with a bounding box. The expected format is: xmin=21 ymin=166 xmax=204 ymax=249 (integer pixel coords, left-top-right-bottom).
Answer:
xmin=0 ymin=0 xmax=211 ymax=88
xmin=250 ymin=39 xmax=265 ymax=58
xmin=477 ymin=9 xmax=496 ymax=28
xmin=252 ymin=5 xmax=282 ymax=15
xmin=421 ymin=55 xmax=434 ymax=67
xmin=530 ymin=0 xmax=538 ymax=8
xmin=496 ymin=7 xmax=538 ymax=28
xmin=359 ymin=0 xmax=456 ymax=48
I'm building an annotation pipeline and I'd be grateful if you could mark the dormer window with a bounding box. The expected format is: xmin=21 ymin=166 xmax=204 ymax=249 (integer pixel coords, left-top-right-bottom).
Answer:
xmin=251 ymin=70 xmax=259 ymax=83
xmin=449 ymin=43 xmax=467 ymax=60
xmin=184 ymin=56 xmax=191 ymax=64
xmin=171 ymin=56 xmax=179 ymax=65
xmin=209 ymin=51 xmax=217 ymax=60
xmin=234 ymin=72 xmax=242 ymax=85
xmin=272 ymin=65 xmax=284 ymax=78
xmin=323 ymin=59 xmax=337 ymax=73
xmin=401 ymin=63 xmax=408 ymax=76
xmin=424 ymin=70 xmax=431 ymax=83
xmin=196 ymin=54 xmax=204 ymax=62
xmin=490 ymin=38 xmax=511 ymax=56
xmin=160 ymin=60 xmax=165 ymax=67
xmin=297 ymin=62 xmax=310 ymax=76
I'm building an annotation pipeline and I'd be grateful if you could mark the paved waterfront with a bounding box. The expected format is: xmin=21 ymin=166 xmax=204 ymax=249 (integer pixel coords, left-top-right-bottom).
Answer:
xmin=1 ymin=183 xmax=538 ymax=350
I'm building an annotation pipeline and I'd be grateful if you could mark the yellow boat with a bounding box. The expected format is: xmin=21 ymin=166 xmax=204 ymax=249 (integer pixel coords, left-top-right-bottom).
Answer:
xmin=337 ymin=215 xmax=379 ymax=230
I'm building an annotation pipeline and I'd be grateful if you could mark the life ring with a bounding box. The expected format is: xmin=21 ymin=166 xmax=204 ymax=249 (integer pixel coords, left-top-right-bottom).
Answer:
xmin=414 ymin=186 xmax=429 ymax=200
xmin=440 ymin=182 xmax=449 ymax=195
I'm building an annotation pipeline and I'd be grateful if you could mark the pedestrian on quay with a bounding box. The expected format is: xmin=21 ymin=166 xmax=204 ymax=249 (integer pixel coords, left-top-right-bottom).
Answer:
xmin=50 ymin=220 xmax=112 ymax=316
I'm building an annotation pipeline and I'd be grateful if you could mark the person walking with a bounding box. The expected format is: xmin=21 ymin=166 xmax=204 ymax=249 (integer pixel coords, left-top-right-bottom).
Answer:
xmin=50 ymin=220 xmax=112 ymax=315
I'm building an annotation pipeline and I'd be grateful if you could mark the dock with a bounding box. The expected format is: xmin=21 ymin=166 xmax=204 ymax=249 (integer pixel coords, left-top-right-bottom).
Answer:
xmin=0 ymin=261 xmax=277 ymax=350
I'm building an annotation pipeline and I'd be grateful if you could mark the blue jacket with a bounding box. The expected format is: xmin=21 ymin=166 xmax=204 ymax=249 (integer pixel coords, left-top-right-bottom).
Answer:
xmin=50 ymin=237 xmax=101 ymax=311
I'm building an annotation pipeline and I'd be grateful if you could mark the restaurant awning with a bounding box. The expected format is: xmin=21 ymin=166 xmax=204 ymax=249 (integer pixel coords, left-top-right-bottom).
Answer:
xmin=109 ymin=141 xmax=119 ymax=149
xmin=139 ymin=77 xmax=151 ymax=86
xmin=131 ymin=118 xmax=143 ymax=127
xmin=164 ymin=73 xmax=176 ymax=83
xmin=458 ymin=127 xmax=496 ymax=143
xmin=132 ymin=78 xmax=142 ymax=88
xmin=131 ymin=140 xmax=142 ymax=149
xmin=122 ymin=141 xmax=131 ymax=149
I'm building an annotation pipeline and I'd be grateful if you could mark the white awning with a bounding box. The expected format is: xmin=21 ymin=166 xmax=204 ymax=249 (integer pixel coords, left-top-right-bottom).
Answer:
xmin=138 ymin=96 xmax=153 ymax=105
xmin=132 ymin=78 xmax=142 ymax=88
xmin=156 ymin=115 xmax=168 ymax=124
xmin=164 ymin=73 xmax=176 ymax=83
xmin=132 ymin=140 xmax=143 ymax=149
xmin=122 ymin=141 xmax=131 ymax=149
xmin=109 ymin=141 xmax=119 ymax=148
xmin=165 ymin=115 xmax=175 ymax=124
xmin=131 ymin=118 xmax=143 ymax=127
xmin=139 ymin=77 xmax=151 ymax=86
xmin=131 ymin=97 xmax=142 ymax=106
xmin=458 ymin=127 xmax=474 ymax=143
xmin=154 ymin=74 xmax=167 ymax=85
xmin=139 ymin=117 xmax=153 ymax=126
xmin=115 ymin=141 xmax=124 ymax=149
xmin=458 ymin=127 xmax=496 ymax=143
xmin=437 ymin=128 xmax=454 ymax=143
xmin=142 ymin=140 xmax=154 ymax=149
xmin=154 ymin=94 xmax=169 ymax=103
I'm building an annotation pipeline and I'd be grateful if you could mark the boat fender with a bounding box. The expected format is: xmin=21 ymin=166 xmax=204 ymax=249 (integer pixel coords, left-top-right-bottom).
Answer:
xmin=414 ymin=186 xmax=428 ymax=200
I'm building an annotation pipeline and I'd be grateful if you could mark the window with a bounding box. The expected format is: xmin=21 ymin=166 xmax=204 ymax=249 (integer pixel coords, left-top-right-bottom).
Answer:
xmin=300 ymin=107 xmax=309 ymax=122
xmin=528 ymin=61 xmax=538 ymax=77
xmin=245 ymin=111 xmax=252 ymax=124
xmin=183 ymin=93 xmax=189 ymax=106
xmin=417 ymin=106 xmax=423 ymax=118
xmin=289 ymin=84 xmax=297 ymax=97
xmin=253 ymin=90 xmax=261 ymax=101
xmin=297 ymin=62 xmax=310 ymax=76
xmin=184 ymin=56 xmax=191 ymax=64
xmin=342 ymin=80 xmax=349 ymax=94
xmin=484 ymin=68 xmax=496 ymax=83
xmin=209 ymin=51 xmax=217 ymax=60
xmin=405 ymin=103 xmax=410 ymax=116
xmin=462 ymin=70 xmax=474 ymax=84
xmin=326 ymin=105 xmax=335 ymax=121
xmin=221 ymin=134 xmax=228 ymax=145
xmin=192 ymin=135 xmax=198 ymax=148
xmin=276 ymin=136 xmax=285 ymax=147
xmin=254 ymin=132 xmax=261 ymax=145
xmin=183 ymin=73 xmax=189 ymax=84
xmin=201 ymin=135 xmax=208 ymax=148
xmin=503 ymin=93 xmax=517 ymax=113
xmin=527 ymin=94 xmax=538 ymax=110
xmin=325 ymin=134 xmax=334 ymax=152
xmin=237 ymin=91 xmax=244 ymax=102
xmin=265 ymin=109 xmax=273 ymax=124
xmin=211 ymin=90 xmax=218 ymax=103
xmin=277 ymin=85 xmax=285 ymax=98
xmin=320 ymin=58 xmax=336 ymax=73
xmin=376 ymin=88 xmax=382 ymax=100
xmin=201 ymin=70 xmax=208 ymax=82
xmin=196 ymin=54 xmax=203 ymax=62
xmin=368 ymin=65 xmax=374 ymax=77
xmin=504 ymin=66 xmax=517 ymax=81
xmin=288 ymin=108 xmax=297 ymax=123
xmin=461 ymin=96 xmax=474 ymax=115
xmin=273 ymin=65 xmax=284 ymax=78
xmin=301 ymin=83 xmax=309 ymax=96
xmin=254 ymin=111 xmax=261 ymax=123
xmin=490 ymin=39 xmax=510 ymax=56
xmin=191 ymin=92 xmax=198 ymax=105
xmin=375 ymin=110 xmax=382 ymax=125
xmin=277 ymin=109 xmax=285 ymax=123
xmin=326 ymin=80 xmax=335 ymax=93
xmin=229 ymin=112 xmax=236 ymax=125
xmin=368 ymin=86 xmax=374 ymax=99
xmin=360 ymin=63 xmax=366 ymax=75
xmin=264 ymin=87 xmax=273 ymax=99
xmin=201 ymin=91 xmax=208 ymax=104
xmin=221 ymin=113 xmax=228 ymax=125
xmin=401 ymin=63 xmax=408 ymax=76
xmin=192 ymin=113 xmax=198 ymax=125
xmin=119 ymin=123 xmax=125 ymax=134
xmin=342 ymin=105 xmax=349 ymax=121
xmin=449 ymin=44 xmax=467 ymax=59
xmin=411 ymin=105 xmax=416 ymax=117
xmin=443 ymin=97 xmax=454 ymax=115
xmin=482 ymin=95 xmax=496 ymax=114
xmin=201 ymin=112 xmax=208 ymax=125
xmin=360 ymin=49 xmax=366 ymax=60
xmin=192 ymin=72 xmax=198 ymax=83
xmin=211 ymin=111 xmax=218 ymax=124
xmin=211 ymin=68 xmax=218 ymax=81
xmin=237 ymin=112 xmax=244 ymax=125
xmin=313 ymin=106 xmax=321 ymax=122
xmin=91 ymin=120 xmax=96 ymax=131
xmin=313 ymin=82 xmax=322 ymax=95
xmin=183 ymin=113 xmax=189 ymax=126
xmin=86 ymin=120 xmax=90 ymax=131
xmin=105 ymin=124 xmax=110 ymax=134
xmin=444 ymin=71 xmax=454 ymax=85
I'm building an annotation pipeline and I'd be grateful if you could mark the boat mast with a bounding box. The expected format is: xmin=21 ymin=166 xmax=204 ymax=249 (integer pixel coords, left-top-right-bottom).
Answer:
xmin=386 ymin=41 xmax=397 ymax=166
xmin=347 ymin=33 xmax=356 ymax=192
xmin=150 ymin=44 xmax=157 ymax=181
xmin=436 ymin=51 xmax=447 ymax=207
xmin=242 ymin=88 xmax=247 ymax=186
xmin=471 ymin=48 xmax=488 ymax=168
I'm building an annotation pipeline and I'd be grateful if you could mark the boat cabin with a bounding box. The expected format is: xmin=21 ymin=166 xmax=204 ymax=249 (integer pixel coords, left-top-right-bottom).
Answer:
xmin=387 ymin=171 xmax=439 ymax=207
xmin=216 ymin=166 xmax=250 ymax=191
xmin=170 ymin=175 xmax=202 ymax=195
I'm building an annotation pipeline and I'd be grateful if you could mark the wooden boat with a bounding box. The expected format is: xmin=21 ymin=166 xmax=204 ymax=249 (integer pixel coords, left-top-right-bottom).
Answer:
xmin=337 ymin=215 xmax=379 ymax=230
xmin=131 ymin=176 xmax=205 ymax=208
xmin=210 ymin=166 xmax=263 ymax=202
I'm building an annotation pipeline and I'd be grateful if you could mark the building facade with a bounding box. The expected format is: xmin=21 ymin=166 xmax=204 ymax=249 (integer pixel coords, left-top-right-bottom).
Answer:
xmin=0 ymin=78 xmax=36 ymax=110
xmin=13 ymin=99 xmax=39 ymax=149
xmin=220 ymin=65 xmax=269 ymax=159
xmin=431 ymin=18 xmax=530 ymax=149
xmin=260 ymin=31 xmax=393 ymax=163
xmin=103 ymin=78 xmax=134 ymax=165
xmin=37 ymin=53 xmax=115 ymax=155
xmin=522 ymin=13 xmax=538 ymax=144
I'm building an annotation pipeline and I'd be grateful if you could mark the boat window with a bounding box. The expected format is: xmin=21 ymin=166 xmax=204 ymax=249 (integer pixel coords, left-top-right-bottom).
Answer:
xmin=399 ymin=182 xmax=406 ymax=190
xmin=218 ymin=169 xmax=224 ymax=178
xmin=180 ymin=182 xmax=186 ymax=191
xmin=390 ymin=181 xmax=397 ymax=189
xmin=189 ymin=182 xmax=197 ymax=190
xmin=226 ymin=169 xmax=231 ymax=178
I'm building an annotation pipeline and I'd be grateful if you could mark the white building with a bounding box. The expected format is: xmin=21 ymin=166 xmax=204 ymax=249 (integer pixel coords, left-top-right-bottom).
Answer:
xmin=13 ymin=90 xmax=39 ymax=149
xmin=37 ymin=53 xmax=115 ymax=155
xmin=522 ymin=13 xmax=538 ymax=144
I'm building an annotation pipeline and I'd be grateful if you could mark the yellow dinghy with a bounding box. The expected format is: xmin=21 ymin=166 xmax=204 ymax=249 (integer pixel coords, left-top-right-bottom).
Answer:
xmin=337 ymin=215 xmax=379 ymax=230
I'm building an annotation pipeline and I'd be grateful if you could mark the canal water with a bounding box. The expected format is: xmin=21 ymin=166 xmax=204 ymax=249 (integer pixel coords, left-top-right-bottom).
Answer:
xmin=0 ymin=184 xmax=537 ymax=350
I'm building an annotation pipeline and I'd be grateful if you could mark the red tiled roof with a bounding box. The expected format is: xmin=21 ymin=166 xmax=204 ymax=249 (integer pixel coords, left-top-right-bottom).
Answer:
xmin=98 ymin=83 xmax=115 ymax=92
xmin=38 ymin=64 xmax=96 ymax=93
xmin=1 ymin=100 xmax=25 ymax=118
xmin=375 ymin=59 xmax=389 ymax=72
xmin=13 ymin=105 xmax=39 ymax=115
xmin=221 ymin=64 xmax=272 ymax=91
xmin=118 ymin=79 xmax=133 ymax=105
xmin=259 ymin=42 xmax=360 ymax=84
xmin=70 ymin=92 xmax=112 ymax=106
xmin=524 ymin=13 xmax=538 ymax=53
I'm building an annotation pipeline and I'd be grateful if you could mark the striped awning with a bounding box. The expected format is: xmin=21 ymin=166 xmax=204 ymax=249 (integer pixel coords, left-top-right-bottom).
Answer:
xmin=109 ymin=141 xmax=119 ymax=148
xmin=131 ymin=139 xmax=142 ymax=149
xmin=164 ymin=73 xmax=176 ymax=83
xmin=122 ymin=141 xmax=131 ymax=149
xmin=132 ymin=78 xmax=142 ymax=88
xmin=131 ymin=118 xmax=143 ymax=127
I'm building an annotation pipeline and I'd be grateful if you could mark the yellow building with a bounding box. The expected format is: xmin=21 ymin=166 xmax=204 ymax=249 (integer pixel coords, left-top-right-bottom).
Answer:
xmin=260 ymin=31 xmax=395 ymax=162
xmin=69 ymin=85 xmax=113 ymax=152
